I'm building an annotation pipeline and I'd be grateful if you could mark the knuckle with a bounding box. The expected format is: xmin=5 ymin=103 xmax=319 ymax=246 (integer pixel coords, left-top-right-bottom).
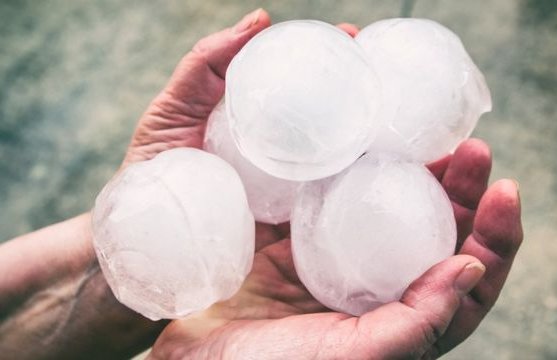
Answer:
xmin=191 ymin=34 xmax=216 ymax=61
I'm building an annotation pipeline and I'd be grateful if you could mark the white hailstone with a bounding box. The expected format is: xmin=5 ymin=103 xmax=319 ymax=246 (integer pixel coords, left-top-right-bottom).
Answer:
xmin=92 ymin=148 xmax=255 ymax=320
xmin=204 ymin=101 xmax=300 ymax=224
xmin=291 ymin=154 xmax=456 ymax=316
xmin=356 ymin=18 xmax=492 ymax=164
xmin=226 ymin=20 xmax=381 ymax=181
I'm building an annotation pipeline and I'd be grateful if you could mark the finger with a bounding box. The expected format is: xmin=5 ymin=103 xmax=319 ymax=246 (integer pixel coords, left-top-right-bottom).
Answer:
xmin=125 ymin=10 xmax=271 ymax=163
xmin=426 ymin=154 xmax=452 ymax=182
xmin=335 ymin=255 xmax=484 ymax=359
xmin=428 ymin=179 xmax=523 ymax=357
xmin=150 ymin=255 xmax=484 ymax=359
xmin=162 ymin=9 xmax=271 ymax=110
xmin=442 ymin=138 xmax=492 ymax=247
xmin=162 ymin=255 xmax=484 ymax=360
xmin=336 ymin=23 xmax=360 ymax=37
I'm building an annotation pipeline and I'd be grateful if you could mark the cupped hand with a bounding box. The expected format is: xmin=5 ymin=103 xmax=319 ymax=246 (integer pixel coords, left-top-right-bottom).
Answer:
xmin=145 ymin=142 xmax=521 ymax=360
xmin=122 ymin=9 xmax=522 ymax=359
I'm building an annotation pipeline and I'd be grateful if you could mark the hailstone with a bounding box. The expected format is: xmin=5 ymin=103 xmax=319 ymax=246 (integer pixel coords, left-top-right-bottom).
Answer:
xmin=291 ymin=154 xmax=456 ymax=316
xmin=356 ymin=18 xmax=492 ymax=163
xmin=226 ymin=20 xmax=381 ymax=181
xmin=204 ymin=101 xmax=300 ymax=224
xmin=92 ymin=148 xmax=255 ymax=320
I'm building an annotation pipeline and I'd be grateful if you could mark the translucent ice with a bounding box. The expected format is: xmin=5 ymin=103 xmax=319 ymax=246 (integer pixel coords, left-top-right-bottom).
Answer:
xmin=204 ymin=101 xmax=300 ymax=224
xmin=356 ymin=18 xmax=492 ymax=163
xmin=226 ymin=20 xmax=381 ymax=181
xmin=92 ymin=148 xmax=255 ymax=320
xmin=291 ymin=154 xmax=456 ymax=315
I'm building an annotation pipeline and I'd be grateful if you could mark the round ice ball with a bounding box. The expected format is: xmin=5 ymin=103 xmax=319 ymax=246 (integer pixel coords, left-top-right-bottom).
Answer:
xmin=356 ymin=18 xmax=492 ymax=163
xmin=204 ymin=101 xmax=300 ymax=224
xmin=226 ymin=20 xmax=381 ymax=181
xmin=291 ymin=154 xmax=456 ymax=315
xmin=92 ymin=148 xmax=255 ymax=320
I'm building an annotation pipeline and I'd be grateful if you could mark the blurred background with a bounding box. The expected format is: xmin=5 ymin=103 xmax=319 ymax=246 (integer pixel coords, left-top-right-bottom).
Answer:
xmin=0 ymin=0 xmax=555 ymax=358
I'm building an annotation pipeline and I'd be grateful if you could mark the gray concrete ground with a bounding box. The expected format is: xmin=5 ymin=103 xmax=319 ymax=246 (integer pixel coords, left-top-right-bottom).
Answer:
xmin=1 ymin=0 xmax=556 ymax=358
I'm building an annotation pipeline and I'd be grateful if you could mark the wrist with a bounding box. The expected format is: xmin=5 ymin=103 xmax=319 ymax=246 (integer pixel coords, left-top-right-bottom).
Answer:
xmin=0 ymin=213 xmax=167 ymax=359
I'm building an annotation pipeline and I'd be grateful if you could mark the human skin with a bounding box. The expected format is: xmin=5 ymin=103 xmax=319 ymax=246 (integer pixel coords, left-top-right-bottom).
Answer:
xmin=0 ymin=9 xmax=522 ymax=360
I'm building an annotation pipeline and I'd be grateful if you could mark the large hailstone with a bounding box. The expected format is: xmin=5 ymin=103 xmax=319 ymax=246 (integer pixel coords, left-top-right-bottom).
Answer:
xmin=204 ymin=101 xmax=300 ymax=224
xmin=356 ymin=18 xmax=492 ymax=163
xmin=92 ymin=148 xmax=255 ymax=320
xmin=291 ymin=154 xmax=456 ymax=315
xmin=226 ymin=20 xmax=381 ymax=181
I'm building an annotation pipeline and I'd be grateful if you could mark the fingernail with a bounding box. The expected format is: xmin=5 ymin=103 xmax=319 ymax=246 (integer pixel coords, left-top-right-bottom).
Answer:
xmin=234 ymin=8 xmax=262 ymax=33
xmin=454 ymin=262 xmax=485 ymax=295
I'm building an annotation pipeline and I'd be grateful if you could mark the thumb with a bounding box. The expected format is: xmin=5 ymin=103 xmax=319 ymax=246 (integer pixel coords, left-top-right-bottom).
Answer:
xmin=354 ymin=255 xmax=485 ymax=359
xmin=159 ymin=9 xmax=271 ymax=119
xmin=125 ymin=9 xmax=271 ymax=164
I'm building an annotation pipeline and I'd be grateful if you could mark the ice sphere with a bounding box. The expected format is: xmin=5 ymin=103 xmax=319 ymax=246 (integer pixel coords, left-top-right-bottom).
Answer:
xmin=204 ymin=101 xmax=300 ymax=224
xmin=92 ymin=148 xmax=255 ymax=320
xmin=291 ymin=154 xmax=456 ymax=315
xmin=356 ymin=18 xmax=492 ymax=163
xmin=226 ymin=20 xmax=381 ymax=181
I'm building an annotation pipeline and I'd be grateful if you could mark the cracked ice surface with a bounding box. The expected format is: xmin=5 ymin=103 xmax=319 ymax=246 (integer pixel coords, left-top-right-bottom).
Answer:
xmin=204 ymin=101 xmax=300 ymax=224
xmin=92 ymin=148 xmax=255 ymax=320
xmin=226 ymin=20 xmax=381 ymax=181
xmin=291 ymin=154 xmax=456 ymax=315
xmin=356 ymin=18 xmax=492 ymax=163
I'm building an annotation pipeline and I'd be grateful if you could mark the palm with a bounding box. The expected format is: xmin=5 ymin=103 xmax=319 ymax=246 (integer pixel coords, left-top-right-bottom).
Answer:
xmin=122 ymin=10 xmax=522 ymax=359
xmin=146 ymin=139 xmax=518 ymax=360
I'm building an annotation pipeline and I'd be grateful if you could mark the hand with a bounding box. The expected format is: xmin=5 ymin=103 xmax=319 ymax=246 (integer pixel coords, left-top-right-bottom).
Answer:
xmin=121 ymin=9 xmax=522 ymax=359
xmin=144 ymin=141 xmax=521 ymax=360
